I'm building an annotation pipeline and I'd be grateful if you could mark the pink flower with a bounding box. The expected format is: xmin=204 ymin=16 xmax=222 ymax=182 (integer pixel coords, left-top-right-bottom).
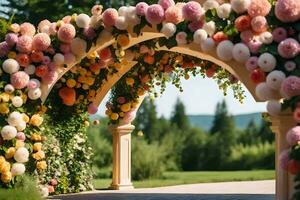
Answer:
xmin=5 ymin=33 xmax=18 ymax=47
xmin=234 ymin=15 xmax=251 ymax=32
xmin=42 ymin=70 xmax=58 ymax=84
xmin=272 ymin=27 xmax=287 ymax=43
xmin=16 ymin=132 xmax=26 ymax=141
xmin=0 ymin=42 xmax=10 ymax=57
xmin=240 ymin=30 xmax=254 ymax=43
xmin=165 ymin=6 xmax=183 ymax=24
xmin=32 ymin=33 xmax=51 ymax=51
xmin=281 ymin=76 xmax=300 ymax=97
xmin=102 ymin=8 xmax=118 ymax=27
xmin=246 ymin=56 xmax=258 ymax=71
xmin=117 ymin=97 xmax=126 ymax=104
xmin=20 ymin=22 xmax=36 ymax=36
xmin=16 ymin=53 xmax=30 ymax=67
xmin=278 ymin=38 xmax=300 ymax=59
xmin=287 ymin=126 xmax=300 ymax=146
xmin=275 ymin=0 xmax=300 ymax=22
xmin=98 ymin=48 xmax=112 ymax=60
xmin=188 ymin=19 xmax=204 ymax=32
xmin=294 ymin=107 xmax=300 ymax=122
xmin=58 ymin=24 xmax=76 ymax=43
xmin=64 ymin=53 xmax=76 ymax=65
xmin=251 ymin=16 xmax=267 ymax=33
xmin=83 ymin=27 xmax=96 ymax=40
xmin=136 ymin=2 xmax=149 ymax=16
xmin=42 ymin=56 xmax=51 ymax=65
xmin=16 ymin=35 xmax=32 ymax=53
xmin=10 ymin=71 xmax=30 ymax=89
xmin=38 ymin=19 xmax=51 ymax=32
xmin=182 ymin=1 xmax=203 ymax=21
xmin=60 ymin=44 xmax=71 ymax=54
xmin=62 ymin=16 xmax=72 ymax=24
xmin=27 ymin=80 xmax=39 ymax=89
xmin=279 ymin=149 xmax=290 ymax=170
xmin=176 ymin=32 xmax=187 ymax=45
xmin=247 ymin=37 xmax=262 ymax=53
xmin=158 ymin=0 xmax=175 ymax=10
xmin=146 ymin=4 xmax=165 ymax=24
xmin=50 ymin=179 xmax=58 ymax=186
xmin=49 ymin=23 xmax=58 ymax=35
xmin=284 ymin=61 xmax=296 ymax=72
xmin=91 ymin=5 xmax=103 ymax=16
xmin=247 ymin=0 xmax=271 ymax=17
xmin=48 ymin=185 xmax=55 ymax=193
xmin=88 ymin=103 xmax=98 ymax=115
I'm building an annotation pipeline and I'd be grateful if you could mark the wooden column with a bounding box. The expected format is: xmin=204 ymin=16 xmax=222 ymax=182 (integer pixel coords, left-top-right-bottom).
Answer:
xmin=271 ymin=113 xmax=296 ymax=200
xmin=109 ymin=124 xmax=134 ymax=190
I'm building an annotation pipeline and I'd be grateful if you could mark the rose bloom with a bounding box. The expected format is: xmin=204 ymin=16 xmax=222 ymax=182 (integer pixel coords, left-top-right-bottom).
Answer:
xmin=30 ymin=114 xmax=44 ymax=127
xmin=32 ymin=151 xmax=45 ymax=160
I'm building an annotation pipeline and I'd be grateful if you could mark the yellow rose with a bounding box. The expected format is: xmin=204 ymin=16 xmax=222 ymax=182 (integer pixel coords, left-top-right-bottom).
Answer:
xmin=126 ymin=78 xmax=135 ymax=86
xmin=1 ymin=171 xmax=12 ymax=183
xmin=0 ymin=161 xmax=11 ymax=173
xmin=0 ymin=93 xmax=10 ymax=102
xmin=22 ymin=114 xmax=30 ymax=123
xmin=36 ymin=161 xmax=47 ymax=171
xmin=117 ymin=34 xmax=130 ymax=47
xmin=110 ymin=113 xmax=119 ymax=121
xmin=0 ymin=156 xmax=5 ymax=167
xmin=33 ymin=143 xmax=43 ymax=152
xmin=5 ymin=147 xmax=16 ymax=159
xmin=66 ymin=79 xmax=77 ymax=88
xmin=32 ymin=151 xmax=45 ymax=160
xmin=15 ymin=140 xmax=25 ymax=149
xmin=31 ymin=134 xmax=42 ymax=142
xmin=30 ymin=114 xmax=43 ymax=127
xmin=120 ymin=103 xmax=131 ymax=113
xmin=0 ymin=103 xmax=9 ymax=115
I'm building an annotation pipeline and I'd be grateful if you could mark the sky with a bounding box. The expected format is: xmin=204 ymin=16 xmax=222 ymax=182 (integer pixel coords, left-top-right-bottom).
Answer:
xmin=98 ymin=76 xmax=267 ymax=118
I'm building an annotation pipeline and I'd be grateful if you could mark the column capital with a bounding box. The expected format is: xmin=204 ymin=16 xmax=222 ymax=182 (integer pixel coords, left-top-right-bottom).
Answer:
xmin=109 ymin=124 xmax=135 ymax=134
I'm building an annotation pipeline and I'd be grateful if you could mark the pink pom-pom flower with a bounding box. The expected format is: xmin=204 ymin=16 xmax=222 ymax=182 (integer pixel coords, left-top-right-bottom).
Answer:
xmin=136 ymin=2 xmax=149 ymax=16
xmin=10 ymin=71 xmax=30 ymax=89
xmin=275 ymin=0 xmax=300 ymax=23
xmin=5 ymin=33 xmax=18 ymax=47
xmin=281 ymin=76 xmax=300 ymax=98
xmin=102 ymin=8 xmax=119 ymax=27
xmin=279 ymin=149 xmax=290 ymax=170
xmin=272 ymin=27 xmax=287 ymax=43
xmin=158 ymin=0 xmax=175 ymax=10
xmin=0 ymin=42 xmax=10 ymax=57
xmin=32 ymin=33 xmax=51 ymax=51
xmin=58 ymin=24 xmax=76 ymax=43
xmin=16 ymin=35 xmax=32 ymax=53
xmin=278 ymin=38 xmax=300 ymax=59
xmin=88 ymin=103 xmax=98 ymax=115
xmin=165 ymin=6 xmax=183 ymax=24
xmin=182 ymin=1 xmax=203 ymax=21
xmin=247 ymin=0 xmax=271 ymax=17
xmin=146 ymin=4 xmax=165 ymax=24
xmin=20 ymin=22 xmax=36 ymax=36
xmin=286 ymin=126 xmax=300 ymax=146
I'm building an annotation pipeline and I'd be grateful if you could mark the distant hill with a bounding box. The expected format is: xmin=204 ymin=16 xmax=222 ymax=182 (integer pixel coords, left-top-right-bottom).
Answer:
xmin=188 ymin=112 xmax=263 ymax=131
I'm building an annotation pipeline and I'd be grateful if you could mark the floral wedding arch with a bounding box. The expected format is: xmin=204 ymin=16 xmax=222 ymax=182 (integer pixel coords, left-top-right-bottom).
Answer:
xmin=0 ymin=0 xmax=299 ymax=199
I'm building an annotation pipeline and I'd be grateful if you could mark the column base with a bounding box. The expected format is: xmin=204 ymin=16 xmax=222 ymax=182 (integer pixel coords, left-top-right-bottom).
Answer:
xmin=109 ymin=183 xmax=134 ymax=190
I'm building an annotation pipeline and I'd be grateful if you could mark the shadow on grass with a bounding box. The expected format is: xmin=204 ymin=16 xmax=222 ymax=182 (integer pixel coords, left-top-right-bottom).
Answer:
xmin=50 ymin=193 xmax=275 ymax=200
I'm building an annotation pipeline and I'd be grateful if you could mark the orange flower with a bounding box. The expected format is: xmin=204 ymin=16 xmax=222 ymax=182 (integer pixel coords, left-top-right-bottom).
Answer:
xmin=117 ymin=35 xmax=130 ymax=47
xmin=235 ymin=15 xmax=251 ymax=32
xmin=1 ymin=171 xmax=12 ymax=183
xmin=32 ymin=151 xmax=45 ymax=160
xmin=59 ymin=87 xmax=76 ymax=106
xmin=31 ymin=134 xmax=42 ymax=142
xmin=33 ymin=143 xmax=43 ymax=152
xmin=36 ymin=161 xmax=47 ymax=171
xmin=144 ymin=55 xmax=155 ymax=64
xmin=212 ymin=31 xmax=228 ymax=43
xmin=30 ymin=114 xmax=43 ymax=127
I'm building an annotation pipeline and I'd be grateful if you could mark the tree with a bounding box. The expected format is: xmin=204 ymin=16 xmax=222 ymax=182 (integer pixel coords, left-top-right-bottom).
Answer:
xmin=170 ymin=98 xmax=190 ymax=131
xmin=238 ymin=119 xmax=259 ymax=145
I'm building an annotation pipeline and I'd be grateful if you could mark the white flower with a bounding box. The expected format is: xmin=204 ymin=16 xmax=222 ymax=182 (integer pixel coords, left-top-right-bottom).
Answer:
xmin=161 ymin=23 xmax=177 ymax=38
xmin=115 ymin=16 xmax=128 ymax=30
xmin=28 ymin=88 xmax=42 ymax=100
xmin=11 ymin=163 xmax=26 ymax=176
xmin=258 ymin=53 xmax=277 ymax=72
xmin=176 ymin=32 xmax=187 ymax=45
xmin=193 ymin=29 xmax=208 ymax=44
xmin=2 ymin=59 xmax=20 ymax=74
xmin=126 ymin=6 xmax=140 ymax=25
xmin=53 ymin=53 xmax=65 ymax=65
xmin=12 ymin=96 xmax=23 ymax=107
xmin=232 ymin=43 xmax=250 ymax=63
xmin=76 ymin=14 xmax=91 ymax=28
xmin=284 ymin=61 xmax=296 ymax=72
xmin=71 ymin=38 xmax=87 ymax=56
xmin=216 ymin=40 xmax=234 ymax=61
xmin=118 ymin=6 xmax=128 ymax=16
xmin=8 ymin=111 xmax=23 ymax=127
xmin=4 ymin=84 xmax=15 ymax=93
xmin=16 ymin=121 xmax=26 ymax=131
xmin=14 ymin=147 xmax=29 ymax=163
xmin=266 ymin=100 xmax=282 ymax=116
xmin=259 ymin=32 xmax=273 ymax=44
xmin=201 ymin=38 xmax=215 ymax=52
xmin=266 ymin=70 xmax=286 ymax=90
xmin=203 ymin=0 xmax=219 ymax=11
xmin=40 ymin=186 xmax=49 ymax=198
xmin=203 ymin=21 xmax=216 ymax=36
xmin=1 ymin=125 xmax=17 ymax=140
xmin=231 ymin=0 xmax=250 ymax=14
xmin=217 ymin=3 xmax=231 ymax=19
xmin=24 ymin=64 xmax=35 ymax=75
xmin=255 ymin=82 xmax=278 ymax=101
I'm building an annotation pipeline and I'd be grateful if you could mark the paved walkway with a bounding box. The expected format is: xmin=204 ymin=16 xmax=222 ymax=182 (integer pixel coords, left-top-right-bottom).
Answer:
xmin=51 ymin=180 xmax=275 ymax=200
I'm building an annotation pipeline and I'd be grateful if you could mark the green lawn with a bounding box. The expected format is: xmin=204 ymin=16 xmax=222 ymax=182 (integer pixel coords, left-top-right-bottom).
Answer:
xmin=93 ymin=170 xmax=275 ymax=189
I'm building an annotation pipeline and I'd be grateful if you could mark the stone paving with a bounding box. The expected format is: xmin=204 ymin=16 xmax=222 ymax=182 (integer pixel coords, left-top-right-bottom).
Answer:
xmin=51 ymin=180 xmax=275 ymax=200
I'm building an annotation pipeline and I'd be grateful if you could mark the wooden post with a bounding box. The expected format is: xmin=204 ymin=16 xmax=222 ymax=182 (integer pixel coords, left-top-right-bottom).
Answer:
xmin=109 ymin=124 xmax=134 ymax=190
xmin=271 ymin=113 xmax=296 ymax=200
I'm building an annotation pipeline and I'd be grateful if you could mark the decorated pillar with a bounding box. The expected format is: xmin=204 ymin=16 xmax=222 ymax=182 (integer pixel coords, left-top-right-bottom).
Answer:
xmin=270 ymin=112 xmax=296 ymax=200
xmin=109 ymin=124 xmax=135 ymax=190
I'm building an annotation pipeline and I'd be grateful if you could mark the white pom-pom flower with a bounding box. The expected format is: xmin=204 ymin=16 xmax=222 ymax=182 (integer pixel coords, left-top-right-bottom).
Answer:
xmin=71 ymin=37 xmax=87 ymax=56
xmin=231 ymin=0 xmax=250 ymax=14
xmin=12 ymin=96 xmax=23 ymax=108
xmin=266 ymin=100 xmax=282 ymax=116
xmin=53 ymin=53 xmax=65 ymax=65
xmin=126 ymin=6 xmax=140 ymax=25
xmin=24 ymin=65 xmax=35 ymax=75
xmin=8 ymin=111 xmax=23 ymax=127
xmin=176 ymin=32 xmax=187 ymax=45
xmin=1 ymin=125 xmax=17 ymax=140
xmin=216 ymin=40 xmax=234 ymax=61
xmin=255 ymin=82 xmax=279 ymax=101
xmin=4 ymin=84 xmax=15 ymax=93
xmin=259 ymin=32 xmax=273 ymax=44
xmin=2 ymin=59 xmax=20 ymax=74
xmin=161 ymin=23 xmax=177 ymax=38
xmin=193 ymin=29 xmax=208 ymax=44
xmin=203 ymin=0 xmax=219 ymax=11
xmin=28 ymin=88 xmax=42 ymax=100
xmin=76 ymin=14 xmax=91 ymax=28
xmin=203 ymin=21 xmax=216 ymax=36
xmin=115 ymin=16 xmax=128 ymax=30
xmin=266 ymin=70 xmax=286 ymax=90
xmin=258 ymin=53 xmax=277 ymax=72
xmin=216 ymin=3 xmax=231 ymax=19
xmin=232 ymin=43 xmax=250 ymax=63
xmin=201 ymin=38 xmax=215 ymax=52
xmin=118 ymin=6 xmax=128 ymax=16
xmin=14 ymin=147 xmax=29 ymax=163
xmin=11 ymin=163 xmax=26 ymax=176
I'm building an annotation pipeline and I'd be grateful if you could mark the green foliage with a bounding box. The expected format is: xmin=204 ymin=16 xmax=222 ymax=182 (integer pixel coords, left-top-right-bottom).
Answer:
xmin=170 ymin=98 xmax=190 ymax=130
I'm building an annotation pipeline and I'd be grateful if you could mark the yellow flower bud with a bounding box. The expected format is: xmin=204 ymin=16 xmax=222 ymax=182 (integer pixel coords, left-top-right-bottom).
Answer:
xmin=5 ymin=147 xmax=16 ymax=159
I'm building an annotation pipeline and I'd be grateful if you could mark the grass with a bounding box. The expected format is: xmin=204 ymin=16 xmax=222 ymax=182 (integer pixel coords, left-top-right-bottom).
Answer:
xmin=93 ymin=170 xmax=275 ymax=189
